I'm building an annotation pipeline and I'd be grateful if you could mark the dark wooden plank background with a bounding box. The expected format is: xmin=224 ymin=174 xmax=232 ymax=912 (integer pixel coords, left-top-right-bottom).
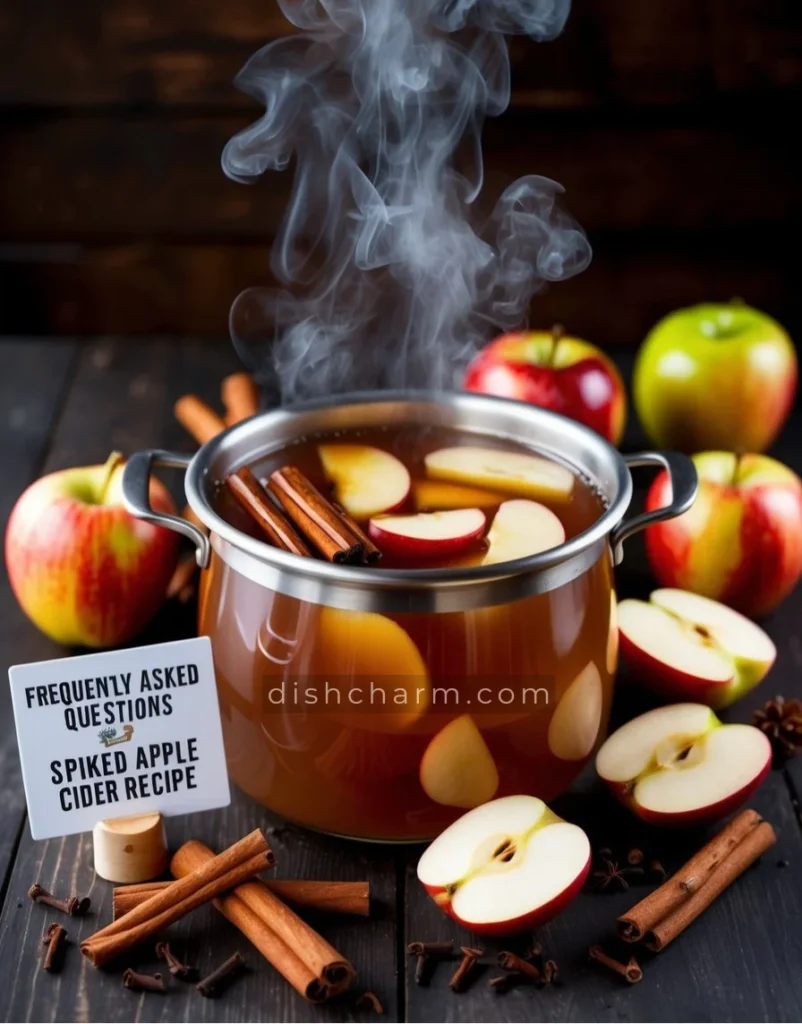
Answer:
xmin=1 ymin=338 xmax=801 ymax=1022
xmin=1 ymin=1 xmax=801 ymax=341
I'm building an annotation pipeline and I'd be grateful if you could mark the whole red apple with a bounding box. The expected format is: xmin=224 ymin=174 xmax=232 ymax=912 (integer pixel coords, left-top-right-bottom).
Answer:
xmin=5 ymin=452 xmax=179 ymax=647
xmin=644 ymin=452 xmax=802 ymax=618
xmin=464 ymin=327 xmax=627 ymax=445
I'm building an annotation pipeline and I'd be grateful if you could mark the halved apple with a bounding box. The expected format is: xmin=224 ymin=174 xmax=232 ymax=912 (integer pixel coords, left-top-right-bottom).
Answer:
xmin=595 ymin=703 xmax=772 ymax=825
xmin=417 ymin=794 xmax=591 ymax=935
xmin=419 ymin=715 xmax=499 ymax=808
xmin=318 ymin=444 xmax=410 ymax=519
xmin=424 ymin=446 xmax=574 ymax=502
xmin=618 ymin=588 xmax=776 ymax=708
xmin=482 ymin=499 xmax=566 ymax=565
xmin=368 ymin=508 xmax=486 ymax=560
xmin=547 ymin=662 xmax=603 ymax=761
xmin=413 ymin=479 xmax=506 ymax=511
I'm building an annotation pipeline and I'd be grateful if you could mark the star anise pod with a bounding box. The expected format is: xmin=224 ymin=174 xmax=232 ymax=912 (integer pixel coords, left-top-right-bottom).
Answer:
xmin=752 ymin=697 xmax=802 ymax=766
xmin=591 ymin=858 xmax=643 ymax=893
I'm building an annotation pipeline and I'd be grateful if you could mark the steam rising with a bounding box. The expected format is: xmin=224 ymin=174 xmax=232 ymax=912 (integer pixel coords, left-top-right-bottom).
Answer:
xmin=224 ymin=0 xmax=591 ymax=402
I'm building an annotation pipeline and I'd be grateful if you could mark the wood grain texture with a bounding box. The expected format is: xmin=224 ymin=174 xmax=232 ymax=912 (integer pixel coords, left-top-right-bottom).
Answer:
xmin=0 ymin=340 xmax=78 ymax=889
xmin=1 ymin=233 xmax=797 ymax=342
xmin=2 ymin=111 xmax=800 ymax=241
xmin=0 ymin=0 xmax=731 ymax=109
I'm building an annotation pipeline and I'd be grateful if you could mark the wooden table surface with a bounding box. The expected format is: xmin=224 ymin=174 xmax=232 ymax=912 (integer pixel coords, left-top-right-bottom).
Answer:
xmin=1 ymin=337 xmax=801 ymax=1023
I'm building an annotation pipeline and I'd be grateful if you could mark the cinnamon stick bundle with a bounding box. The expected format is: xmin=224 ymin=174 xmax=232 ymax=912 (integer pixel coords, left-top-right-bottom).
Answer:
xmin=617 ymin=809 xmax=776 ymax=951
xmin=268 ymin=466 xmax=363 ymax=564
xmin=113 ymin=879 xmax=370 ymax=920
xmin=226 ymin=468 xmax=312 ymax=557
xmin=222 ymin=373 xmax=260 ymax=425
xmin=171 ymin=840 xmax=355 ymax=1002
xmin=81 ymin=829 xmax=273 ymax=968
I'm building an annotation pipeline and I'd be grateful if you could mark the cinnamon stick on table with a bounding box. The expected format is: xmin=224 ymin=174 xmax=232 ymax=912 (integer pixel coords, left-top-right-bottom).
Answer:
xmin=268 ymin=466 xmax=363 ymax=564
xmin=617 ymin=809 xmax=776 ymax=951
xmin=81 ymin=829 xmax=273 ymax=968
xmin=222 ymin=373 xmax=260 ymax=425
xmin=113 ymin=879 xmax=371 ymax=920
xmin=226 ymin=468 xmax=312 ymax=557
xmin=174 ymin=395 xmax=227 ymax=446
xmin=171 ymin=839 xmax=355 ymax=1003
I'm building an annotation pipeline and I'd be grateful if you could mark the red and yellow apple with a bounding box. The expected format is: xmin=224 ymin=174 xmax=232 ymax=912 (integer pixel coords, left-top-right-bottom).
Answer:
xmin=644 ymin=452 xmax=802 ymax=617
xmin=464 ymin=328 xmax=627 ymax=445
xmin=5 ymin=452 xmax=179 ymax=647
xmin=417 ymin=794 xmax=591 ymax=935
xmin=595 ymin=704 xmax=771 ymax=826
xmin=634 ymin=301 xmax=797 ymax=453
xmin=618 ymin=589 xmax=776 ymax=708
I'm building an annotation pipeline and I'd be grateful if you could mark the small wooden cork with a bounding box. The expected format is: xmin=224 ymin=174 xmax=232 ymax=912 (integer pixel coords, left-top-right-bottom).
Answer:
xmin=93 ymin=812 xmax=168 ymax=883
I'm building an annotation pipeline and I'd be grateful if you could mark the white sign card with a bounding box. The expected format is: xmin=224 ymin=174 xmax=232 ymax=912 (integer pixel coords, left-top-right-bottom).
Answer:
xmin=8 ymin=636 xmax=231 ymax=839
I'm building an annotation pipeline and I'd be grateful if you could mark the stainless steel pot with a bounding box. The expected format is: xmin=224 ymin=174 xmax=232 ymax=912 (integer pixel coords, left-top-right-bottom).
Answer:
xmin=122 ymin=390 xmax=697 ymax=613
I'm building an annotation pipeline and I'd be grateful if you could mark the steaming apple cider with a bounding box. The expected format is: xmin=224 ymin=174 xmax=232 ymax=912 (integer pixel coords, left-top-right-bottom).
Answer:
xmin=201 ymin=423 xmax=615 ymax=840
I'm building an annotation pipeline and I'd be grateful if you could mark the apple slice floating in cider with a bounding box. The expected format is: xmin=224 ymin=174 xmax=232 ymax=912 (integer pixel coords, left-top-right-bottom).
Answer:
xmin=424 ymin=446 xmax=574 ymax=502
xmin=368 ymin=508 xmax=486 ymax=561
xmin=547 ymin=662 xmax=603 ymax=761
xmin=417 ymin=795 xmax=591 ymax=935
xmin=595 ymin=703 xmax=772 ymax=826
xmin=419 ymin=715 xmax=499 ymax=808
xmin=482 ymin=499 xmax=566 ymax=565
xmin=413 ymin=479 xmax=506 ymax=511
xmin=318 ymin=444 xmax=411 ymax=519
xmin=618 ymin=588 xmax=776 ymax=708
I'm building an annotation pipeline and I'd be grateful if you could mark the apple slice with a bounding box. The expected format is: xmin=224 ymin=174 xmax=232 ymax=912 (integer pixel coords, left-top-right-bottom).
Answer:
xmin=547 ymin=662 xmax=603 ymax=761
xmin=318 ymin=444 xmax=411 ymax=519
xmin=425 ymin=446 xmax=574 ymax=502
xmin=368 ymin=508 xmax=486 ymax=560
xmin=417 ymin=794 xmax=590 ymax=935
xmin=413 ymin=479 xmax=505 ymax=511
xmin=419 ymin=715 xmax=499 ymax=808
xmin=618 ymin=588 xmax=776 ymax=708
xmin=607 ymin=592 xmax=619 ymax=675
xmin=482 ymin=499 xmax=566 ymax=565
xmin=595 ymin=703 xmax=772 ymax=825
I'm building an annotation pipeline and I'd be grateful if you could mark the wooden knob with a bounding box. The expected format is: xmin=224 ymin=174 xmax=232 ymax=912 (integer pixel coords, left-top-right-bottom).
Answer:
xmin=92 ymin=812 xmax=168 ymax=883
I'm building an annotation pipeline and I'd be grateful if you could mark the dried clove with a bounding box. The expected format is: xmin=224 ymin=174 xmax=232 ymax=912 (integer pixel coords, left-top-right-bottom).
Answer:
xmin=648 ymin=858 xmax=668 ymax=883
xmin=28 ymin=883 xmax=90 ymax=917
xmin=449 ymin=946 xmax=483 ymax=993
xmin=155 ymin=941 xmax=197 ymax=981
xmin=41 ymin=923 xmax=67 ymax=973
xmin=489 ymin=973 xmax=523 ymax=993
xmin=355 ymin=990 xmax=384 ymax=1014
xmin=407 ymin=940 xmax=453 ymax=986
xmin=497 ymin=951 xmax=542 ymax=984
xmin=588 ymin=945 xmax=642 ymax=984
xmin=543 ymin=959 xmax=560 ymax=985
xmin=197 ymin=952 xmax=246 ymax=998
xmin=122 ymin=968 xmax=166 ymax=993
xmin=627 ymin=848 xmax=645 ymax=866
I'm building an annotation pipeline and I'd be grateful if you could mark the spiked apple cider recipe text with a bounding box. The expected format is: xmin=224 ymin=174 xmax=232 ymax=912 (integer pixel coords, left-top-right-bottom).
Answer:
xmin=202 ymin=424 xmax=613 ymax=840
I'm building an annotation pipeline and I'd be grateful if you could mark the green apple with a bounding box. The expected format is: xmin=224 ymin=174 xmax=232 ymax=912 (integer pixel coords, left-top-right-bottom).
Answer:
xmin=634 ymin=302 xmax=797 ymax=453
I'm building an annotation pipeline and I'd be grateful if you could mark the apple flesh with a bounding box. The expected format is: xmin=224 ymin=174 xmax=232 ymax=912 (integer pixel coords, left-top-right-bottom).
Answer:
xmin=420 ymin=715 xmax=499 ymax=808
xmin=413 ymin=479 xmax=505 ymax=510
xmin=483 ymin=499 xmax=566 ymax=565
xmin=595 ymin=703 xmax=772 ymax=826
xmin=547 ymin=662 xmax=603 ymax=761
xmin=464 ymin=329 xmax=627 ymax=445
xmin=417 ymin=794 xmax=591 ymax=935
xmin=634 ymin=301 xmax=797 ymax=453
xmin=5 ymin=452 xmax=179 ymax=647
xmin=424 ymin=446 xmax=573 ymax=503
xmin=368 ymin=508 xmax=486 ymax=561
xmin=644 ymin=451 xmax=802 ymax=618
xmin=318 ymin=444 xmax=411 ymax=519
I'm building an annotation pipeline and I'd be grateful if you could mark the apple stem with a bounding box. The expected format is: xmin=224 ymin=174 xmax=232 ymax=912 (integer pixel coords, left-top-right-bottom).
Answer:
xmin=548 ymin=324 xmax=564 ymax=365
xmin=99 ymin=451 xmax=125 ymax=502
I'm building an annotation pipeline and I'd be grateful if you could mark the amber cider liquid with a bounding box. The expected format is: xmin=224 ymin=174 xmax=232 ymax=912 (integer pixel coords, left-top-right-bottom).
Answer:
xmin=200 ymin=423 xmax=616 ymax=840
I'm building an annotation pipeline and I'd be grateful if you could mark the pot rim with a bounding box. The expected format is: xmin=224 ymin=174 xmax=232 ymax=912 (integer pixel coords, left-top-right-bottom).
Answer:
xmin=184 ymin=389 xmax=632 ymax=591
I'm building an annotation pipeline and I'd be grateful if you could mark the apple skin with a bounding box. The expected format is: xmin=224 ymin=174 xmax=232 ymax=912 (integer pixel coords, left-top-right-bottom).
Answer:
xmin=464 ymin=330 xmax=627 ymax=446
xmin=644 ymin=452 xmax=802 ymax=618
xmin=368 ymin=511 xmax=485 ymax=562
xmin=617 ymin=628 xmax=729 ymax=709
xmin=421 ymin=853 xmax=590 ymax=937
xmin=604 ymin=751 xmax=771 ymax=828
xmin=5 ymin=454 xmax=179 ymax=647
xmin=634 ymin=302 xmax=797 ymax=453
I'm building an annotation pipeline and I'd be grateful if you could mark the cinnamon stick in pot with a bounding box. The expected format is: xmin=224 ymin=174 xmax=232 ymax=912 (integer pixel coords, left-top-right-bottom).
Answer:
xmin=171 ymin=839 xmax=355 ymax=1001
xmin=226 ymin=468 xmax=312 ymax=557
xmin=268 ymin=466 xmax=363 ymax=564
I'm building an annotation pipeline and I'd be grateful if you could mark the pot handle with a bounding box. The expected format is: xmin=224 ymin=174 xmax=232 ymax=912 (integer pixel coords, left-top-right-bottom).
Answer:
xmin=610 ymin=451 xmax=697 ymax=565
xmin=122 ymin=450 xmax=211 ymax=568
